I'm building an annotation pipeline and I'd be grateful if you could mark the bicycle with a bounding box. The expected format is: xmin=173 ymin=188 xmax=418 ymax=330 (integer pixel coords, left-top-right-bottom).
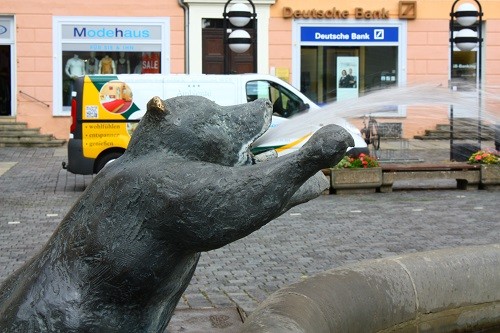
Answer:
xmin=361 ymin=115 xmax=381 ymax=151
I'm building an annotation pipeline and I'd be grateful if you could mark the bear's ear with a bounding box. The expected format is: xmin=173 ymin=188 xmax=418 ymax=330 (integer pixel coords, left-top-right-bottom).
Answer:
xmin=147 ymin=96 xmax=168 ymax=117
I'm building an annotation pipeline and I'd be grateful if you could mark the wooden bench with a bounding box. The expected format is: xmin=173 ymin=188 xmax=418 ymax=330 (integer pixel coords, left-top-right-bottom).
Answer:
xmin=380 ymin=163 xmax=481 ymax=192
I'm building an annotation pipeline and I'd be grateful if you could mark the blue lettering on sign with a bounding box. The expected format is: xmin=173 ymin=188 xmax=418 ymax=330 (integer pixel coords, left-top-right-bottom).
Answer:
xmin=89 ymin=44 xmax=135 ymax=51
xmin=73 ymin=27 xmax=151 ymax=39
xmin=0 ymin=25 xmax=7 ymax=35
xmin=301 ymin=27 xmax=398 ymax=43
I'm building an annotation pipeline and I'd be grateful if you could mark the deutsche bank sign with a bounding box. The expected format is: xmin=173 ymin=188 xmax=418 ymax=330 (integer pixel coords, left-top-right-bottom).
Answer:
xmin=301 ymin=26 xmax=398 ymax=43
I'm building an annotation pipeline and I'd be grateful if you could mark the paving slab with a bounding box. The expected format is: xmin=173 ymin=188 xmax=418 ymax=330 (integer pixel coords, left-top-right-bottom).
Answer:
xmin=166 ymin=307 xmax=245 ymax=333
xmin=0 ymin=162 xmax=16 ymax=176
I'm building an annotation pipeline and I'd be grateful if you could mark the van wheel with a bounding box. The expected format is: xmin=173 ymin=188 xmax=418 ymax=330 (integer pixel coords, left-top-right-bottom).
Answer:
xmin=95 ymin=152 xmax=123 ymax=173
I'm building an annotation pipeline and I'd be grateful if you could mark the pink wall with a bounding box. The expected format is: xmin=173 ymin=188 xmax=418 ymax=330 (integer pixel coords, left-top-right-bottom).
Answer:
xmin=269 ymin=17 xmax=293 ymax=77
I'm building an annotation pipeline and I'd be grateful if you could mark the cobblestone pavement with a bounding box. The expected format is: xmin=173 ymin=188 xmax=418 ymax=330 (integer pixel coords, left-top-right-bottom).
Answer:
xmin=0 ymin=146 xmax=499 ymax=320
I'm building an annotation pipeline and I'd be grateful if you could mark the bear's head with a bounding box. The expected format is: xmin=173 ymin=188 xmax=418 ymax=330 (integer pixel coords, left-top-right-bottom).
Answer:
xmin=127 ymin=96 xmax=273 ymax=166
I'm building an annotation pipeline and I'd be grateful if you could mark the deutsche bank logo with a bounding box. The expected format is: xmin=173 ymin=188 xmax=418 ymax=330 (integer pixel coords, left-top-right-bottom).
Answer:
xmin=374 ymin=29 xmax=384 ymax=40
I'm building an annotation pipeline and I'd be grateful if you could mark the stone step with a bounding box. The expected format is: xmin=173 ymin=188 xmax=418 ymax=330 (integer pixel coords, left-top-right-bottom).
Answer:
xmin=0 ymin=133 xmax=56 ymax=141
xmin=0 ymin=116 xmax=17 ymax=123
xmin=0 ymin=128 xmax=43 ymax=136
xmin=0 ymin=140 xmax=66 ymax=148
xmin=414 ymin=120 xmax=496 ymax=141
xmin=414 ymin=134 xmax=494 ymax=140
xmin=0 ymin=118 xmax=66 ymax=147
xmin=0 ymin=122 xmax=31 ymax=131
xmin=422 ymin=129 xmax=494 ymax=138
xmin=435 ymin=124 xmax=495 ymax=133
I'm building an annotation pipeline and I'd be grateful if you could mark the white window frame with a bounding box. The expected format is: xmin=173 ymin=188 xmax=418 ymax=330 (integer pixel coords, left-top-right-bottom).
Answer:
xmin=52 ymin=16 xmax=170 ymax=116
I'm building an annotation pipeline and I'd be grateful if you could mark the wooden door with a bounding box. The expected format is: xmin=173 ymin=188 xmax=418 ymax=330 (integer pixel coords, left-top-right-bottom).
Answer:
xmin=202 ymin=27 xmax=255 ymax=74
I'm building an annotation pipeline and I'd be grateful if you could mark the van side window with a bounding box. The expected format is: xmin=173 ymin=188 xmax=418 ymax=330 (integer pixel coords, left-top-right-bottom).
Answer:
xmin=246 ymin=80 xmax=306 ymax=118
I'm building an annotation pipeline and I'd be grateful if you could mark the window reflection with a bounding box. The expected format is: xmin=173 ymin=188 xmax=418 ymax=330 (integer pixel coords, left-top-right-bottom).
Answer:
xmin=62 ymin=51 xmax=161 ymax=106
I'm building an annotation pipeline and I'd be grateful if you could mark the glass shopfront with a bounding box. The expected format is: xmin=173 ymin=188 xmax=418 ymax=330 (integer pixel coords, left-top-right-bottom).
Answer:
xmin=293 ymin=21 xmax=406 ymax=115
xmin=0 ymin=16 xmax=14 ymax=116
xmin=300 ymin=45 xmax=398 ymax=104
xmin=53 ymin=17 xmax=170 ymax=115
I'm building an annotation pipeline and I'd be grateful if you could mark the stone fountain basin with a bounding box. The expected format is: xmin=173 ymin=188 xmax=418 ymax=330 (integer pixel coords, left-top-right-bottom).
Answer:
xmin=240 ymin=244 xmax=500 ymax=333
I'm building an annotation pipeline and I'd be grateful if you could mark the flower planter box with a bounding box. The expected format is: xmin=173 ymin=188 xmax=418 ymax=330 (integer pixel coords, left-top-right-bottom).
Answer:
xmin=480 ymin=164 xmax=500 ymax=190
xmin=329 ymin=167 xmax=382 ymax=194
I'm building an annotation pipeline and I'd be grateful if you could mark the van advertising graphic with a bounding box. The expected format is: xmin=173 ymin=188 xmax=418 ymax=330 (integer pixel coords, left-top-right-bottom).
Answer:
xmin=81 ymin=76 xmax=143 ymax=157
xmin=99 ymin=81 xmax=134 ymax=114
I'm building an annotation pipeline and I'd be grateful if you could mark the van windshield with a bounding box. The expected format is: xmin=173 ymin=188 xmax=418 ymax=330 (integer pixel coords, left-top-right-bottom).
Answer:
xmin=246 ymin=80 xmax=308 ymax=118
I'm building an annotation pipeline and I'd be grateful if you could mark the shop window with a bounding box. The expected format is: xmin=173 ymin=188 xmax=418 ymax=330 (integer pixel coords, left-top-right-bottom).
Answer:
xmin=450 ymin=20 xmax=479 ymax=92
xmin=451 ymin=50 xmax=477 ymax=91
xmin=54 ymin=17 xmax=169 ymax=115
xmin=300 ymin=46 xmax=398 ymax=105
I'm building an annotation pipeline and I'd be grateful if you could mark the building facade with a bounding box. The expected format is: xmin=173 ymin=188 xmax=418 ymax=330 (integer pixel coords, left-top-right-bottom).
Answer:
xmin=1 ymin=0 xmax=499 ymax=140
xmin=0 ymin=0 xmax=185 ymax=139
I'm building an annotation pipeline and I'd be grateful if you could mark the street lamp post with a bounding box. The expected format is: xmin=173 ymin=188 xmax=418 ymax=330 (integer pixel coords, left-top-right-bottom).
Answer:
xmin=449 ymin=0 xmax=483 ymax=161
xmin=222 ymin=0 xmax=257 ymax=74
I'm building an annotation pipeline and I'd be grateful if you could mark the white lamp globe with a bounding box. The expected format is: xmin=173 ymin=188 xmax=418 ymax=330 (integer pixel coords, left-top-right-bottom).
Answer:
xmin=228 ymin=29 xmax=251 ymax=53
xmin=228 ymin=3 xmax=251 ymax=27
xmin=455 ymin=3 xmax=478 ymax=27
xmin=455 ymin=28 xmax=478 ymax=51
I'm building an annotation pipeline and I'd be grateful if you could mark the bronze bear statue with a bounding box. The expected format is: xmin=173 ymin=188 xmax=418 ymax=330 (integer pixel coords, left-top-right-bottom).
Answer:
xmin=0 ymin=96 xmax=353 ymax=332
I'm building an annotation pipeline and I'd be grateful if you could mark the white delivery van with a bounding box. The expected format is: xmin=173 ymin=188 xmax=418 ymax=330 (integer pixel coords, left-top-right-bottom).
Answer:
xmin=63 ymin=74 xmax=368 ymax=175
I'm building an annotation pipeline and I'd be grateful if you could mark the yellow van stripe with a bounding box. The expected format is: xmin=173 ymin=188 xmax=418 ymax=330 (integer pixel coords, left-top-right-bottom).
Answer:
xmin=275 ymin=133 xmax=313 ymax=153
